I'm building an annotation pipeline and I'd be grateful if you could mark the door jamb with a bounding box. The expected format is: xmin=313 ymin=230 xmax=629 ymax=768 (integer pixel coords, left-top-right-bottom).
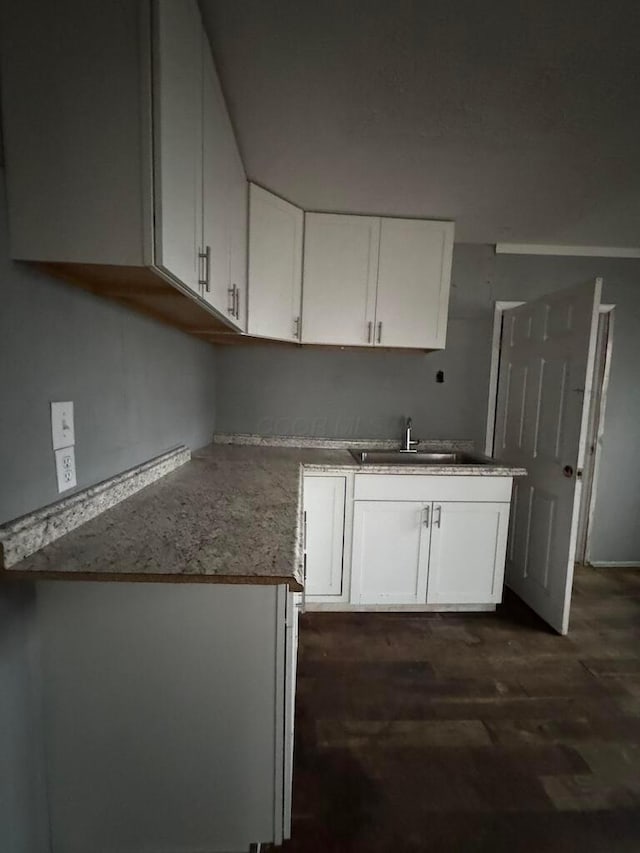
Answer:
xmin=484 ymin=301 xmax=524 ymax=456
xmin=582 ymin=307 xmax=615 ymax=564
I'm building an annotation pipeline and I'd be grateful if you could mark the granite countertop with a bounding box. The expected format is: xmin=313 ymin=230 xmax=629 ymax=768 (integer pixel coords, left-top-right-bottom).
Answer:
xmin=3 ymin=440 xmax=526 ymax=587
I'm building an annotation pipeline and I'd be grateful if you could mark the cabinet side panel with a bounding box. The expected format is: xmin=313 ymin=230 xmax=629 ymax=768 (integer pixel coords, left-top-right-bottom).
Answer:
xmin=1 ymin=0 xmax=149 ymax=265
xmin=37 ymin=582 xmax=280 ymax=852
xmin=303 ymin=475 xmax=346 ymax=596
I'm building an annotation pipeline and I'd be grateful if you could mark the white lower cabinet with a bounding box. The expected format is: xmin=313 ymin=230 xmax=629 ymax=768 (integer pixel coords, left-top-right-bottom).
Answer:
xmin=304 ymin=472 xmax=514 ymax=610
xmin=351 ymin=495 xmax=510 ymax=607
xmin=36 ymin=581 xmax=297 ymax=852
xmin=352 ymin=501 xmax=429 ymax=604
xmin=303 ymin=475 xmax=348 ymax=599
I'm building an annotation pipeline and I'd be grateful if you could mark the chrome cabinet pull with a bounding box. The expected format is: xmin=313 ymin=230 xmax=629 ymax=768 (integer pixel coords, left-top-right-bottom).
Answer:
xmin=293 ymin=316 xmax=301 ymax=339
xmin=367 ymin=321 xmax=373 ymax=343
xmin=234 ymin=285 xmax=240 ymax=319
xmin=377 ymin=321 xmax=383 ymax=344
xmin=423 ymin=505 xmax=430 ymax=528
xmin=198 ymin=247 xmax=210 ymax=291
xmin=228 ymin=283 xmax=236 ymax=315
xmin=435 ymin=505 xmax=442 ymax=528
xmin=303 ymin=510 xmax=308 ymax=551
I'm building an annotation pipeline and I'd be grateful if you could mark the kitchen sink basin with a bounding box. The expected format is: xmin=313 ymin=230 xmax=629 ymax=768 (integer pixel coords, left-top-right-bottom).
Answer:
xmin=348 ymin=449 xmax=493 ymax=465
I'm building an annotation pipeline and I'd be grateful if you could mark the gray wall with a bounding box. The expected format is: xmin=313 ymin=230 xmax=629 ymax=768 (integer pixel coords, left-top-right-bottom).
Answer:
xmin=0 ymin=163 xmax=219 ymax=852
xmin=216 ymin=245 xmax=640 ymax=563
xmin=0 ymin=584 xmax=49 ymax=853
xmin=0 ymin=176 xmax=218 ymax=525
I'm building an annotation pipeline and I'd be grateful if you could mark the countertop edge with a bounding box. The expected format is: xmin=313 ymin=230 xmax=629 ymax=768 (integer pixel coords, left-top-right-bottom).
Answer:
xmin=0 ymin=566 xmax=303 ymax=591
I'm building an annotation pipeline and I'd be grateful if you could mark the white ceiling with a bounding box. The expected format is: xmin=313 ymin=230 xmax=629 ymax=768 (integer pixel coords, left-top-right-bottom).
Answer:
xmin=201 ymin=0 xmax=640 ymax=245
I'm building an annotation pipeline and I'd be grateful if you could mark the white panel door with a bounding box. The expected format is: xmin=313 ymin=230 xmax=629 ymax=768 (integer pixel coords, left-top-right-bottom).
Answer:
xmin=374 ymin=218 xmax=454 ymax=349
xmin=352 ymin=501 xmax=430 ymax=605
xmin=427 ymin=502 xmax=510 ymax=605
xmin=494 ymin=280 xmax=602 ymax=634
xmin=154 ymin=0 xmax=203 ymax=294
xmin=301 ymin=213 xmax=379 ymax=346
xmin=304 ymin=476 xmax=346 ymax=597
xmin=248 ymin=185 xmax=303 ymax=341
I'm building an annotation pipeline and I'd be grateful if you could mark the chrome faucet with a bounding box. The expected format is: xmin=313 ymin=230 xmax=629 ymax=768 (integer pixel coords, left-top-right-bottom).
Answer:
xmin=401 ymin=416 xmax=418 ymax=453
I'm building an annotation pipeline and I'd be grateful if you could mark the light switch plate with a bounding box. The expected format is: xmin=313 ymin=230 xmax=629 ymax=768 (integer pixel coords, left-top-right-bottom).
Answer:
xmin=51 ymin=401 xmax=75 ymax=450
xmin=55 ymin=446 xmax=77 ymax=492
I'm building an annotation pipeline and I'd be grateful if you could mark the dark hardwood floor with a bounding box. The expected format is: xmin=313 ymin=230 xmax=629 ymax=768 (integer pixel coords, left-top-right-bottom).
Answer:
xmin=281 ymin=566 xmax=640 ymax=852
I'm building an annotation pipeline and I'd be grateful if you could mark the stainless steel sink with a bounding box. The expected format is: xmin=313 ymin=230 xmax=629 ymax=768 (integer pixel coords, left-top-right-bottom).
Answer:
xmin=348 ymin=449 xmax=493 ymax=465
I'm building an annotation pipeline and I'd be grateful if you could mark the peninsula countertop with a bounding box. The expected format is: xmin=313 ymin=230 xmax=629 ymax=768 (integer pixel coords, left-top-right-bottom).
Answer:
xmin=1 ymin=440 xmax=526 ymax=586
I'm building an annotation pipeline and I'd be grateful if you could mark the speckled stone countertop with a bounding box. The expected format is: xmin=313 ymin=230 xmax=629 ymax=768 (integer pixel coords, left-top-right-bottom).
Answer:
xmin=2 ymin=441 xmax=526 ymax=587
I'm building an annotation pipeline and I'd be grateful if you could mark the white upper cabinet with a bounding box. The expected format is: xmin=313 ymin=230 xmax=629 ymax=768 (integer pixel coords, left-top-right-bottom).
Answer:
xmin=153 ymin=0 xmax=203 ymax=295
xmin=0 ymin=0 xmax=246 ymax=338
xmin=301 ymin=213 xmax=454 ymax=349
xmin=301 ymin=214 xmax=379 ymax=346
xmin=247 ymin=185 xmax=303 ymax=342
xmin=376 ymin=218 xmax=454 ymax=349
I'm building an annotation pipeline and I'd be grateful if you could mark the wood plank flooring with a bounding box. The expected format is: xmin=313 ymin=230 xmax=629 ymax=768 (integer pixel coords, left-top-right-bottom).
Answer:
xmin=279 ymin=566 xmax=640 ymax=851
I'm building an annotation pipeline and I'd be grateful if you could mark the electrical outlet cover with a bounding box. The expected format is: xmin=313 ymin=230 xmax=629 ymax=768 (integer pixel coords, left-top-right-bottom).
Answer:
xmin=51 ymin=401 xmax=75 ymax=450
xmin=55 ymin=446 xmax=77 ymax=492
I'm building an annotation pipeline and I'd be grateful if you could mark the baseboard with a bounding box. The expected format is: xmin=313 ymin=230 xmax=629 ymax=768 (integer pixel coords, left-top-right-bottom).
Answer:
xmin=304 ymin=603 xmax=497 ymax=613
xmin=589 ymin=561 xmax=640 ymax=568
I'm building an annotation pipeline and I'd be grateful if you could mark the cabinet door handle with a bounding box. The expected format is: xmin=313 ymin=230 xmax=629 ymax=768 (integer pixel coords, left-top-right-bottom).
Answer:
xmin=367 ymin=321 xmax=373 ymax=343
xmin=198 ymin=247 xmax=210 ymax=292
xmin=293 ymin=316 xmax=301 ymax=339
xmin=435 ymin=505 xmax=442 ymax=528
xmin=303 ymin=510 xmax=308 ymax=551
xmin=423 ymin=505 xmax=430 ymax=528
xmin=228 ymin=283 xmax=236 ymax=315
xmin=234 ymin=285 xmax=240 ymax=319
xmin=301 ymin=552 xmax=307 ymax=612
xmin=377 ymin=321 xmax=383 ymax=344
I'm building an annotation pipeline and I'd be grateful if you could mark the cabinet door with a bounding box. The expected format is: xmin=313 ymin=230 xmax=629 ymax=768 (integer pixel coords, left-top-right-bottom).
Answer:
xmin=303 ymin=476 xmax=346 ymax=597
xmin=201 ymin=38 xmax=230 ymax=313
xmin=202 ymin=36 xmax=246 ymax=329
xmin=301 ymin=214 xmax=379 ymax=346
xmin=375 ymin=218 xmax=454 ymax=349
xmin=228 ymin=149 xmax=248 ymax=331
xmin=153 ymin=0 xmax=203 ymax=294
xmin=352 ymin=502 xmax=430 ymax=605
xmin=248 ymin=185 xmax=303 ymax=341
xmin=427 ymin=502 xmax=510 ymax=604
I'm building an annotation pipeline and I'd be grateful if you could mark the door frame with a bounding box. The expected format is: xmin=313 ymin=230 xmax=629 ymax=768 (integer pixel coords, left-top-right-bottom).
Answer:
xmin=485 ymin=299 xmax=615 ymax=564
xmin=577 ymin=309 xmax=615 ymax=565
